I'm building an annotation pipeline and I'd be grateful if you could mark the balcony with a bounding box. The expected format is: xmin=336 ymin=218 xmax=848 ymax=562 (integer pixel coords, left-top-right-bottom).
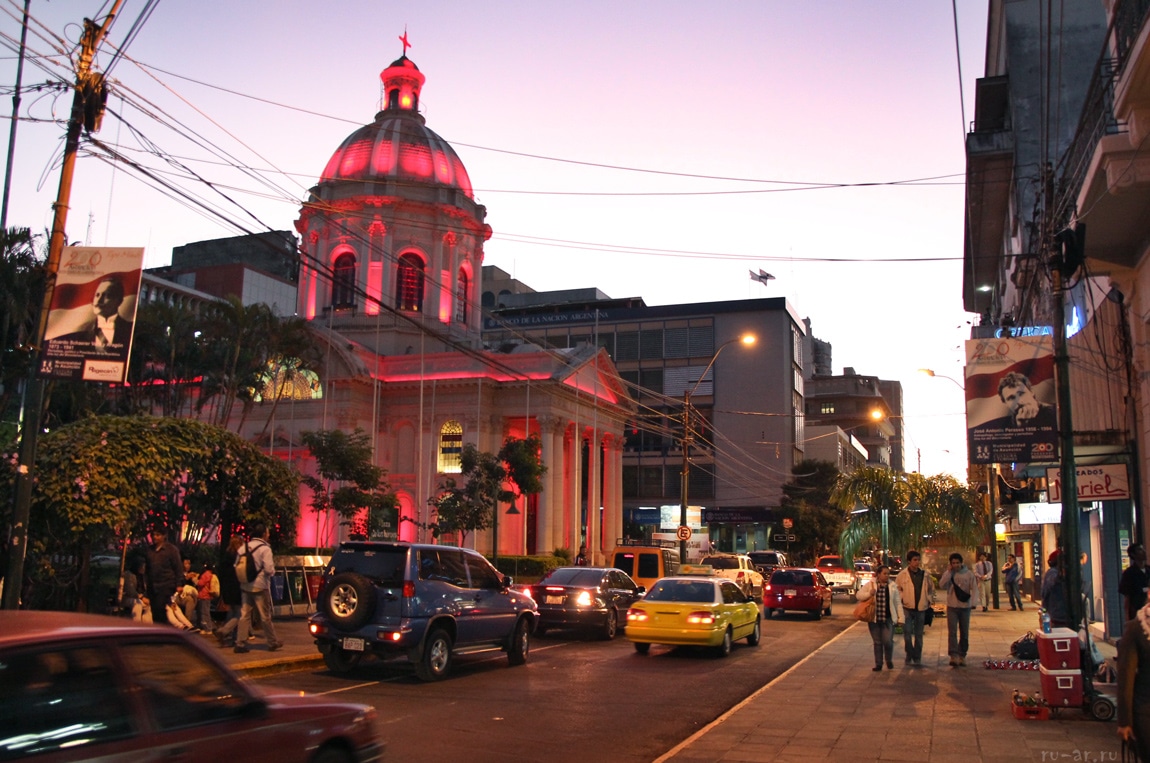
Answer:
xmin=963 ymin=76 xmax=1015 ymax=315
xmin=1061 ymin=0 xmax=1150 ymax=268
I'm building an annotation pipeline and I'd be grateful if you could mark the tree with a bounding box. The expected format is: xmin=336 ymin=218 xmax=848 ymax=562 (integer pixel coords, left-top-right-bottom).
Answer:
xmin=832 ymin=466 xmax=984 ymax=564
xmin=429 ymin=436 xmax=546 ymax=555
xmin=0 ymin=415 xmax=299 ymax=611
xmin=777 ymin=459 xmax=849 ymax=563
xmin=300 ymin=428 xmax=398 ymax=544
xmin=0 ymin=227 xmax=45 ymax=440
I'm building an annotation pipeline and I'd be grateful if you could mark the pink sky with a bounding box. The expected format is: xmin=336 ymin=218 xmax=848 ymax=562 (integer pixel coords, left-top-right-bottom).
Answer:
xmin=0 ymin=1 xmax=989 ymax=478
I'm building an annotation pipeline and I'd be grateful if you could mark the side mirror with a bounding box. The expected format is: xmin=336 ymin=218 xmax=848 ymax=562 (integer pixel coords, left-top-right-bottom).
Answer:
xmin=635 ymin=586 xmax=646 ymax=596
xmin=502 ymin=576 xmax=515 ymax=589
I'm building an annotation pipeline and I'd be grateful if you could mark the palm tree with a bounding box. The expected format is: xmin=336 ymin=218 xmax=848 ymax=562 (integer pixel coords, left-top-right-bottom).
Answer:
xmin=833 ymin=466 xmax=983 ymax=563
xmin=196 ymin=297 xmax=277 ymax=429
xmin=0 ymin=227 xmax=44 ymax=435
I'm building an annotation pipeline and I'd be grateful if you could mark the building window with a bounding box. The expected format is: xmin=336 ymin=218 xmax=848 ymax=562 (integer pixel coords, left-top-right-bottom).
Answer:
xmin=438 ymin=421 xmax=463 ymax=473
xmin=456 ymin=270 xmax=469 ymax=324
xmin=396 ymin=253 xmax=424 ymax=312
xmin=332 ymin=253 xmax=356 ymax=308
xmin=821 ymin=402 xmax=835 ymax=415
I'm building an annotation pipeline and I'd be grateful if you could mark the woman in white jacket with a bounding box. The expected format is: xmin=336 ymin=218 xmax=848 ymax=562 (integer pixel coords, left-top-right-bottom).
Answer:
xmin=856 ymin=565 xmax=902 ymax=671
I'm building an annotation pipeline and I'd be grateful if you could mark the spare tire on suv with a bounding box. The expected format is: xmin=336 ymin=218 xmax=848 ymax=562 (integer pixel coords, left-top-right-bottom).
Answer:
xmin=308 ymin=542 xmax=538 ymax=682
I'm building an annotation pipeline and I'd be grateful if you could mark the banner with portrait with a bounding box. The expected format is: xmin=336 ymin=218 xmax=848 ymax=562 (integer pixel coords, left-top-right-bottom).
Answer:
xmin=966 ymin=335 xmax=1058 ymax=464
xmin=38 ymin=247 xmax=145 ymax=383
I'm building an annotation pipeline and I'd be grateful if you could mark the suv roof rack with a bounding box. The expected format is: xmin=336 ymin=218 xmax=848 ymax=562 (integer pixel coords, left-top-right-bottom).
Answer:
xmin=615 ymin=538 xmax=678 ymax=549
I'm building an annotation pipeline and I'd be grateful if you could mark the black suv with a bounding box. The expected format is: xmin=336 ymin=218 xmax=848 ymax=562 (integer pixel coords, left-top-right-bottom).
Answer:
xmin=747 ymin=550 xmax=788 ymax=576
xmin=308 ymin=542 xmax=538 ymax=681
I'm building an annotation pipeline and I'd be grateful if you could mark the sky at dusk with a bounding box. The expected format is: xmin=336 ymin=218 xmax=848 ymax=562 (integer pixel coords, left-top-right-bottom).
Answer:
xmin=0 ymin=1 xmax=989 ymax=479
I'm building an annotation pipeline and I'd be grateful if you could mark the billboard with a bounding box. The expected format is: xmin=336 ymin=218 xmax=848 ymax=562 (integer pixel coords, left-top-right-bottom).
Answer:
xmin=966 ymin=335 xmax=1057 ymax=464
xmin=38 ymin=247 xmax=145 ymax=383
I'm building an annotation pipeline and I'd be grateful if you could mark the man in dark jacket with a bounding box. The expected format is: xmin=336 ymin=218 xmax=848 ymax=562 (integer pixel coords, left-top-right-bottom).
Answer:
xmin=145 ymin=530 xmax=184 ymax=626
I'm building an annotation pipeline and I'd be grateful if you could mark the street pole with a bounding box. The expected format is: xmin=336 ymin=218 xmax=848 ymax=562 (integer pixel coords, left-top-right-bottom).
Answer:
xmin=987 ymin=463 xmax=1000 ymax=609
xmin=0 ymin=0 xmax=31 ymax=230
xmin=679 ymin=389 xmax=691 ymax=564
xmin=2 ymin=9 xmax=122 ymax=610
xmin=1052 ymin=257 xmax=1083 ymax=631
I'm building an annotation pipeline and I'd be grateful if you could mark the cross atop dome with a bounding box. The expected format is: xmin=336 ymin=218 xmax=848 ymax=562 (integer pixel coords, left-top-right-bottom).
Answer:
xmin=380 ymin=32 xmax=424 ymax=113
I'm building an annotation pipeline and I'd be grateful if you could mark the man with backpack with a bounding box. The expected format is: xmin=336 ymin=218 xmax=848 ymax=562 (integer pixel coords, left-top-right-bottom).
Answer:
xmin=234 ymin=521 xmax=282 ymax=653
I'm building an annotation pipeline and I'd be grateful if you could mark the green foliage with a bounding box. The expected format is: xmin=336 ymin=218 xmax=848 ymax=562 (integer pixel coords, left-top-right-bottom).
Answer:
xmin=300 ymin=428 xmax=397 ymax=540
xmin=554 ymin=546 xmax=573 ymax=564
xmin=489 ymin=554 xmax=564 ymax=582
xmin=778 ymin=460 xmax=849 ymax=560
xmin=0 ymin=227 xmax=45 ymax=434
xmin=832 ymin=466 xmax=984 ymax=563
xmin=0 ymin=415 xmax=300 ymax=610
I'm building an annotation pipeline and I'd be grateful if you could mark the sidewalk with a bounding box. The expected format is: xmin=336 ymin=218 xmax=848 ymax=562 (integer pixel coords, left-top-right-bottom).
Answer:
xmin=661 ymin=607 xmax=1120 ymax=763
xmin=203 ymin=615 xmax=325 ymax=678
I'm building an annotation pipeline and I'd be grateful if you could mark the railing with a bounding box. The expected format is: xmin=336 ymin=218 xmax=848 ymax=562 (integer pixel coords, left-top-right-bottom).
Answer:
xmin=1114 ymin=0 xmax=1150 ymax=68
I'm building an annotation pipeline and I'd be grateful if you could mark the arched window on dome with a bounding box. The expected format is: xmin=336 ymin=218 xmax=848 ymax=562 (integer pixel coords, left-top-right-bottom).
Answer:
xmin=438 ymin=420 xmax=463 ymax=473
xmin=455 ymin=269 xmax=469 ymax=325
xmin=396 ymin=253 xmax=424 ymax=312
xmin=332 ymin=253 xmax=356 ymax=309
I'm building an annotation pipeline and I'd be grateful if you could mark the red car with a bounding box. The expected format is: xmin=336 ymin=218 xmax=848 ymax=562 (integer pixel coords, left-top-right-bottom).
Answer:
xmin=0 ymin=611 xmax=382 ymax=762
xmin=762 ymin=567 xmax=834 ymax=620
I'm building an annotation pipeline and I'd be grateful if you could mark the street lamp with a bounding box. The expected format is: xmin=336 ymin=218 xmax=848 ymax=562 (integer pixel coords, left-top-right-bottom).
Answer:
xmin=917 ymin=368 xmax=965 ymax=391
xmin=680 ymin=333 xmax=756 ymax=563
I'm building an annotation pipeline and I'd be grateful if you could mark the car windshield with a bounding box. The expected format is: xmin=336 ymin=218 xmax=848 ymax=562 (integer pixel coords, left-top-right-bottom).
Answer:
xmin=855 ymin=563 xmax=873 ymax=572
xmin=645 ymin=580 xmax=716 ymax=603
xmin=818 ymin=558 xmax=841 ymax=568
xmin=770 ymin=570 xmax=813 ymax=586
xmin=542 ymin=569 xmax=602 ymax=587
xmin=700 ymin=556 xmax=739 ymax=570
xmin=748 ymin=553 xmax=778 ymax=564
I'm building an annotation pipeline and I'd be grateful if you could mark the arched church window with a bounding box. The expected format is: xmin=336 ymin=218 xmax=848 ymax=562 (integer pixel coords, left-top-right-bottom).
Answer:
xmin=397 ymin=253 xmax=424 ymax=312
xmin=438 ymin=420 xmax=463 ymax=473
xmin=332 ymin=253 xmax=356 ymax=308
xmin=455 ymin=270 xmax=469 ymax=325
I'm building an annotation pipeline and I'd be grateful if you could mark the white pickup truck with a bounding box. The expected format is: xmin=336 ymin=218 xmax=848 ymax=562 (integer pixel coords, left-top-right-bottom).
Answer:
xmin=816 ymin=555 xmax=859 ymax=598
xmin=700 ymin=554 xmax=765 ymax=602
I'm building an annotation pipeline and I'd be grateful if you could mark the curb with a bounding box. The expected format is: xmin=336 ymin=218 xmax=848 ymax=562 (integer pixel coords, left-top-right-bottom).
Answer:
xmin=238 ymin=654 xmax=326 ymax=679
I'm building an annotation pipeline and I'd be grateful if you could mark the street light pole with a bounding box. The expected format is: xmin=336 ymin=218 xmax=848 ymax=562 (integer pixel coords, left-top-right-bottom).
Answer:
xmin=678 ymin=334 xmax=755 ymax=563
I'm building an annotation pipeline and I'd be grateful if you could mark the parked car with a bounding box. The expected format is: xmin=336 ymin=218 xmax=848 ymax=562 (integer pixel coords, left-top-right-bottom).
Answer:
xmin=746 ymin=550 xmax=788 ymax=576
xmin=308 ymin=541 xmax=537 ymax=681
xmin=762 ymin=568 xmax=833 ymax=619
xmin=625 ymin=572 xmax=761 ymax=657
xmin=0 ymin=610 xmax=382 ymax=762
xmin=609 ymin=542 xmax=680 ymax=592
xmin=816 ymin=555 xmax=859 ymax=598
xmin=521 ymin=567 xmax=645 ymax=639
xmin=699 ymin=553 xmax=765 ymax=601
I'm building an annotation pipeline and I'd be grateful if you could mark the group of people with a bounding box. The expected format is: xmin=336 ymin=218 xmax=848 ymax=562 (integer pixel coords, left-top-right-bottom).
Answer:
xmin=854 ymin=550 xmax=1021 ymax=671
xmin=119 ymin=522 xmax=282 ymax=654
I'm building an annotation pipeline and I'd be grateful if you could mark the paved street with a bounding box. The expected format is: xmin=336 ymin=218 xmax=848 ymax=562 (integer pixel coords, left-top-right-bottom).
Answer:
xmin=217 ymin=605 xmax=1121 ymax=762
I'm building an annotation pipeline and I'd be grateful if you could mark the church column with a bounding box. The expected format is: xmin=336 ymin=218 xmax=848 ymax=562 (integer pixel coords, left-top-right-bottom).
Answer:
xmin=537 ymin=415 xmax=559 ymax=555
xmin=585 ymin=427 xmax=601 ymax=565
xmin=607 ymin=438 xmax=624 ymax=552
xmin=566 ymin=423 xmax=580 ymax=552
xmin=599 ymin=436 xmax=616 ymax=557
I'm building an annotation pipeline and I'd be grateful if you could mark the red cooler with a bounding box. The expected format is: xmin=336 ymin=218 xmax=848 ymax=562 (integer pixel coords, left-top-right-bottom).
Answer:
xmin=1037 ymin=627 xmax=1080 ymax=669
xmin=1040 ymin=664 xmax=1083 ymax=707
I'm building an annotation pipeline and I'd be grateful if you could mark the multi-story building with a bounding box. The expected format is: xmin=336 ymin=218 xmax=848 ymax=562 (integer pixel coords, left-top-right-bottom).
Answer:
xmin=962 ymin=0 xmax=1137 ymax=638
xmin=804 ymin=368 xmax=902 ymax=471
xmin=484 ymin=281 xmax=806 ymax=555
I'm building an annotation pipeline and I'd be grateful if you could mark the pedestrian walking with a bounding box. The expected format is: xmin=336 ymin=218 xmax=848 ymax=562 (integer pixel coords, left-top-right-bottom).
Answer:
xmin=234 ymin=522 xmax=282 ymax=653
xmin=938 ymin=552 xmax=978 ymax=667
xmin=974 ymin=552 xmax=993 ymax=612
xmin=857 ymin=564 xmax=900 ymax=670
xmin=1120 ymin=543 xmax=1150 ymax=623
xmin=1119 ymin=600 xmax=1150 ymax=760
xmin=213 ymin=536 xmax=245 ymax=647
xmin=895 ymin=550 xmax=934 ymax=666
xmin=1041 ymin=549 xmax=1070 ymax=628
xmin=1002 ymin=553 xmax=1024 ymax=611
xmin=144 ymin=529 xmax=184 ymax=627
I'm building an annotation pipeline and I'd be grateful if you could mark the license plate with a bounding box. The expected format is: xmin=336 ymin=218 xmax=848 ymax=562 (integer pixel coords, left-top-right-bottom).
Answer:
xmin=545 ymin=595 xmax=564 ymax=605
xmin=785 ymin=589 xmax=798 ymax=596
xmin=342 ymin=637 xmax=365 ymax=652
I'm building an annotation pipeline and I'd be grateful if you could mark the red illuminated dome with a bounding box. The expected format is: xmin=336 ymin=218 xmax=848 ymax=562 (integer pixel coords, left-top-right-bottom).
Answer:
xmin=318 ymin=55 xmax=473 ymax=197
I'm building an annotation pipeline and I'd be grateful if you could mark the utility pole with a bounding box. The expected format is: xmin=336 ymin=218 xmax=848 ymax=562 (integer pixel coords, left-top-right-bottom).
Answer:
xmin=3 ymin=8 xmax=122 ymax=610
xmin=679 ymin=390 xmax=692 ymax=564
xmin=1 ymin=0 xmax=31 ymax=230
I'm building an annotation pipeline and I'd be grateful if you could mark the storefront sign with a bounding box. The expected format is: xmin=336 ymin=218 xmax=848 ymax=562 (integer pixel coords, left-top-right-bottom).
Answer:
xmin=1045 ymin=464 xmax=1129 ymax=502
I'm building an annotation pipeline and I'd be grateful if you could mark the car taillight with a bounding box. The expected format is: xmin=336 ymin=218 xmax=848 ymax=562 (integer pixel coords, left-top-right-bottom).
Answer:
xmin=763 ymin=584 xmax=772 ymax=592
xmin=686 ymin=611 xmax=715 ymax=625
xmin=575 ymin=591 xmax=593 ymax=607
xmin=545 ymin=586 xmax=565 ymax=593
xmin=520 ymin=587 xmax=535 ymax=600
xmin=627 ymin=608 xmax=648 ymax=622
xmin=309 ymin=622 xmax=325 ymax=636
xmin=403 ymin=581 xmax=415 ymax=598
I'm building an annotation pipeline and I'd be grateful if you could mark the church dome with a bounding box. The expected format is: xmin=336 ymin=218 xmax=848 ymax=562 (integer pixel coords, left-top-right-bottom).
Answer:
xmin=318 ymin=55 xmax=473 ymax=198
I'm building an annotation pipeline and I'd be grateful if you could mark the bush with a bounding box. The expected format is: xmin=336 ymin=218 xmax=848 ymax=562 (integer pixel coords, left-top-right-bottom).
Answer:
xmin=490 ymin=554 xmax=565 ymax=583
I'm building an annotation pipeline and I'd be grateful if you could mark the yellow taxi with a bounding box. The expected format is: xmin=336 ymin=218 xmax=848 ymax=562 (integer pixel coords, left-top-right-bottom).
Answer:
xmin=625 ymin=565 xmax=761 ymax=657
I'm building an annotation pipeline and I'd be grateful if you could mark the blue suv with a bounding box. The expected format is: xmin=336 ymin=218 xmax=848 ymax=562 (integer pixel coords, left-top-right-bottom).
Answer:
xmin=308 ymin=542 xmax=537 ymax=681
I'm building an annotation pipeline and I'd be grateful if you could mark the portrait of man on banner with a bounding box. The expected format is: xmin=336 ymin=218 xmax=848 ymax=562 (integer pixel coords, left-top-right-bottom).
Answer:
xmin=965 ymin=335 xmax=1058 ymax=464
xmin=40 ymin=246 xmax=145 ymax=384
